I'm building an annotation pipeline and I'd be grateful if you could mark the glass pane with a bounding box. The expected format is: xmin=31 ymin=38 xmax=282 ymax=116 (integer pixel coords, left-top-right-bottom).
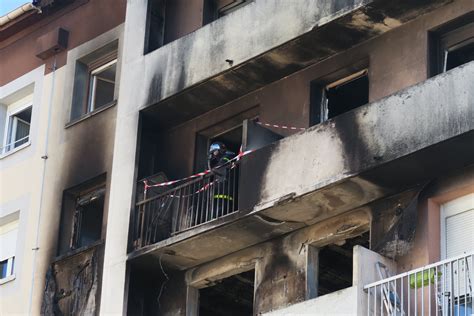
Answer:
xmin=78 ymin=196 xmax=104 ymax=248
xmin=0 ymin=259 xmax=8 ymax=278
xmin=6 ymin=107 xmax=31 ymax=151
xmin=90 ymin=62 xmax=116 ymax=110
xmin=14 ymin=120 xmax=30 ymax=148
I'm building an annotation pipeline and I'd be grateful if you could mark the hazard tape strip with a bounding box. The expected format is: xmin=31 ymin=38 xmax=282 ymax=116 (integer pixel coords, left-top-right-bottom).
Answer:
xmin=143 ymin=149 xmax=253 ymax=193
xmin=256 ymin=121 xmax=306 ymax=131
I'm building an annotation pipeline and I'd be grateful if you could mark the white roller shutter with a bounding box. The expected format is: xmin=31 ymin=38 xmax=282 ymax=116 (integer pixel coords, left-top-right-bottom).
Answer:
xmin=0 ymin=219 xmax=19 ymax=261
xmin=441 ymin=193 xmax=474 ymax=259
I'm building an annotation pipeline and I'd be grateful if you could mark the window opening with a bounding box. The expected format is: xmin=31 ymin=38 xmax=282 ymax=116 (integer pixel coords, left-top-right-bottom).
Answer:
xmin=317 ymin=232 xmax=369 ymax=297
xmin=70 ymin=187 xmax=105 ymax=250
xmin=204 ymin=0 xmax=253 ymax=25
xmin=323 ymin=70 xmax=369 ymax=120
xmin=199 ymin=269 xmax=255 ymax=316
xmin=444 ymin=39 xmax=474 ymax=72
xmin=0 ymin=257 xmax=14 ymax=279
xmin=3 ymin=106 xmax=31 ymax=153
xmin=217 ymin=0 xmax=252 ymax=17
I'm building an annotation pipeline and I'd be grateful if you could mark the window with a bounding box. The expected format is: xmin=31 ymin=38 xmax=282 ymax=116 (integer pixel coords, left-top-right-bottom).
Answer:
xmin=430 ymin=13 xmax=474 ymax=76
xmin=0 ymin=213 xmax=19 ymax=283
xmin=307 ymin=232 xmax=369 ymax=298
xmin=204 ymin=0 xmax=253 ymax=23
xmin=58 ymin=177 xmax=106 ymax=255
xmin=87 ymin=59 xmax=117 ymax=113
xmin=0 ymin=258 xmax=14 ymax=279
xmin=440 ymin=193 xmax=474 ymax=259
xmin=2 ymin=105 xmax=31 ymax=154
xmin=310 ymin=69 xmax=369 ymax=124
xmin=440 ymin=193 xmax=474 ymax=304
xmin=70 ymin=41 xmax=118 ymax=121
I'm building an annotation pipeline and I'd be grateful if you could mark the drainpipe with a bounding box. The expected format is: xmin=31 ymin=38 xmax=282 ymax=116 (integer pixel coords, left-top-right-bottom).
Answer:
xmin=0 ymin=3 xmax=42 ymax=27
xmin=28 ymin=56 xmax=56 ymax=315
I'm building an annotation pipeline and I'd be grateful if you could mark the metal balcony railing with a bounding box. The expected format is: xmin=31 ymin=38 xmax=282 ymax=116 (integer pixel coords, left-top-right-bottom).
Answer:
xmin=131 ymin=164 xmax=239 ymax=250
xmin=365 ymin=252 xmax=473 ymax=316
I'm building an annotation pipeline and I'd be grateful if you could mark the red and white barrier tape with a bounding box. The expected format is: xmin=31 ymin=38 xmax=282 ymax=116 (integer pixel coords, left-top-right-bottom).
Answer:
xmin=143 ymin=148 xmax=253 ymax=193
xmin=256 ymin=121 xmax=306 ymax=131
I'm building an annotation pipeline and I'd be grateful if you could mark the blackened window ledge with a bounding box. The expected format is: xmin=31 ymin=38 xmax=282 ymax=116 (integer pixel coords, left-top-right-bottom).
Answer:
xmin=65 ymin=100 xmax=116 ymax=129
xmin=53 ymin=240 xmax=104 ymax=262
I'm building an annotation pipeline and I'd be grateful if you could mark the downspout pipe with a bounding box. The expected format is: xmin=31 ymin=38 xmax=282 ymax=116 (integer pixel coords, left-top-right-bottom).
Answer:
xmin=0 ymin=2 xmax=42 ymax=27
xmin=28 ymin=56 xmax=56 ymax=315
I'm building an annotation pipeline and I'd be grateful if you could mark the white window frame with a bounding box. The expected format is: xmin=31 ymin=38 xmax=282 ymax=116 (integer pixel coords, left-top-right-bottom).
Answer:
xmin=87 ymin=59 xmax=117 ymax=113
xmin=1 ymin=102 xmax=32 ymax=155
xmin=440 ymin=193 xmax=474 ymax=259
xmin=0 ymin=257 xmax=15 ymax=282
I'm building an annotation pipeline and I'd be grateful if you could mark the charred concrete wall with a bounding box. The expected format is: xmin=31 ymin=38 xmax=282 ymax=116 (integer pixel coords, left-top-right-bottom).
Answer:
xmin=187 ymin=210 xmax=371 ymax=314
xmin=141 ymin=0 xmax=472 ymax=181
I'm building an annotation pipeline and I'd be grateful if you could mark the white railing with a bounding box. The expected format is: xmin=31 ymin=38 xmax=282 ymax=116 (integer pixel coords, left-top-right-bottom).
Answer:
xmin=0 ymin=135 xmax=29 ymax=154
xmin=365 ymin=252 xmax=473 ymax=316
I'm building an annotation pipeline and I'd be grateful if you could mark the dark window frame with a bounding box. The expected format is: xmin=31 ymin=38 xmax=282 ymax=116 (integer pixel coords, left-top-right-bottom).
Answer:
xmin=429 ymin=12 xmax=474 ymax=77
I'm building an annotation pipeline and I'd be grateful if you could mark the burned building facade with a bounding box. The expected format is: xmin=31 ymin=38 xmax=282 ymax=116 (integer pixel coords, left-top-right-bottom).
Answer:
xmin=1 ymin=0 xmax=473 ymax=315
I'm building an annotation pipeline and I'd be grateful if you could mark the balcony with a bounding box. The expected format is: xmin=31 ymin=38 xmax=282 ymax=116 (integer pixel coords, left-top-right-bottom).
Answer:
xmin=126 ymin=0 xmax=450 ymax=128
xmin=132 ymin=164 xmax=240 ymax=249
xmin=365 ymin=252 xmax=473 ymax=316
xmin=128 ymin=62 xmax=474 ymax=269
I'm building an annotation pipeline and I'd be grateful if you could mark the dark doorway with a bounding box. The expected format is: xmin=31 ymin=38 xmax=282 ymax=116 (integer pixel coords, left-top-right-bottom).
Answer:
xmin=199 ymin=270 xmax=255 ymax=316
xmin=210 ymin=125 xmax=243 ymax=155
xmin=317 ymin=232 xmax=370 ymax=296
xmin=195 ymin=125 xmax=243 ymax=173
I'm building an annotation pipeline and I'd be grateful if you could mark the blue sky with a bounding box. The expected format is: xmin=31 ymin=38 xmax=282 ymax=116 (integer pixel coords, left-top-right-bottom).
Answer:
xmin=0 ymin=0 xmax=31 ymax=16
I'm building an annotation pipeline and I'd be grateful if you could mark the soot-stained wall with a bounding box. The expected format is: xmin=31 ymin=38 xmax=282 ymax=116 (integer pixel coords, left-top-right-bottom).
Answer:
xmin=141 ymin=0 xmax=472 ymax=182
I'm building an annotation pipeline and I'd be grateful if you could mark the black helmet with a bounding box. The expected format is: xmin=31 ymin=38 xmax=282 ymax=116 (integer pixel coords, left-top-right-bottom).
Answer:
xmin=209 ymin=141 xmax=226 ymax=155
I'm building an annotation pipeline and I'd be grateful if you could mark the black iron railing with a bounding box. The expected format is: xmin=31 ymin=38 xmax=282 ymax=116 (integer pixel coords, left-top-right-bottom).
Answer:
xmin=131 ymin=164 xmax=239 ymax=250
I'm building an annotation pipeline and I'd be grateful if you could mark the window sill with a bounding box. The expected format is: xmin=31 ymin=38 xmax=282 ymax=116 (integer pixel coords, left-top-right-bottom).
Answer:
xmin=65 ymin=100 xmax=117 ymax=129
xmin=0 ymin=142 xmax=31 ymax=160
xmin=54 ymin=240 xmax=104 ymax=262
xmin=0 ymin=274 xmax=16 ymax=285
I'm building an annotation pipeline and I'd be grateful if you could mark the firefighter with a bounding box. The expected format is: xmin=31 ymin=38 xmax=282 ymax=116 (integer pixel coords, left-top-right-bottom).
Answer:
xmin=208 ymin=142 xmax=236 ymax=218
